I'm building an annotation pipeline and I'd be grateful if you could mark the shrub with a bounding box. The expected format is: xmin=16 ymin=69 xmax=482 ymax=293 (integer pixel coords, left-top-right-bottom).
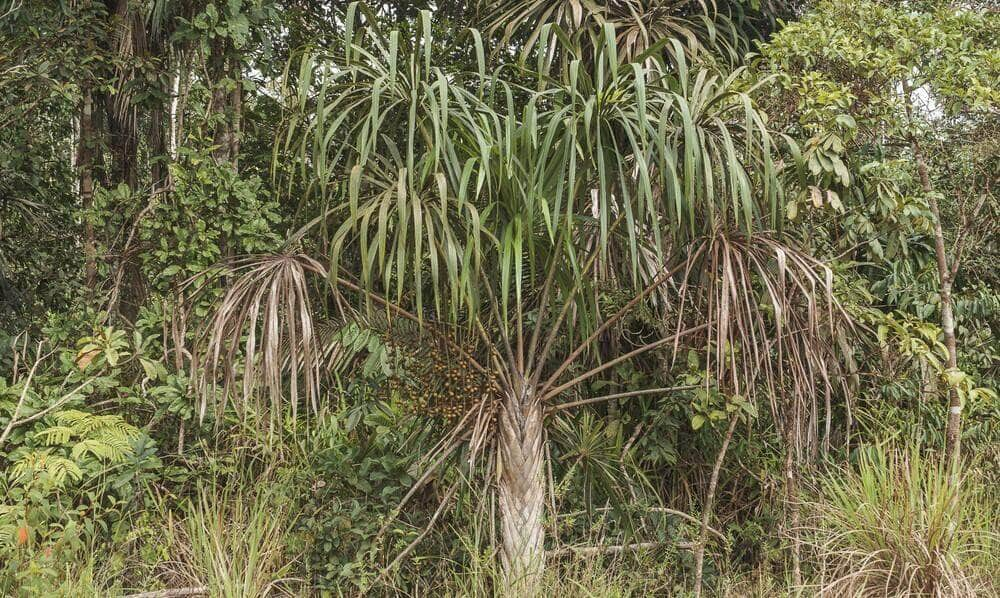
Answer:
xmin=289 ymin=404 xmax=432 ymax=591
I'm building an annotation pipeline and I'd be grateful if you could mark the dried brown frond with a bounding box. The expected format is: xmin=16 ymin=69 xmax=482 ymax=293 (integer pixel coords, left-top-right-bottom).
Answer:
xmin=189 ymin=253 xmax=327 ymax=426
xmin=676 ymin=229 xmax=854 ymax=456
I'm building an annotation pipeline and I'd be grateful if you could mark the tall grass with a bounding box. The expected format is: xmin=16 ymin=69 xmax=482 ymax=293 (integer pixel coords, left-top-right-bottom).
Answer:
xmin=802 ymin=446 xmax=998 ymax=597
xmin=445 ymin=552 xmax=670 ymax=597
xmin=161 ymin=482 xmax=298 ymax=597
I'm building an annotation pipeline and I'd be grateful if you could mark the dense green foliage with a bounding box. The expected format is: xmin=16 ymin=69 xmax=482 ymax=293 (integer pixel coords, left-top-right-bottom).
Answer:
xmin=0 ymin=1 xmax=996 ymax=596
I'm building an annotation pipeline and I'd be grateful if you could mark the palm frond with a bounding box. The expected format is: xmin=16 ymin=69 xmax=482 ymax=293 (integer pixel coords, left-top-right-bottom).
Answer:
xmin=485 ymin=0 xmax=751 ymax=64
xmin=190 ymin=254 xmax=326 ymax=425
xmin=676 ymin=229 xmax=853 ymax=456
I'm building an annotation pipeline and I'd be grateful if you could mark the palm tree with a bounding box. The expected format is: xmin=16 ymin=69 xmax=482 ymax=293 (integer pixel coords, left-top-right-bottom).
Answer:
xmin=195 ymin=3 xmax=843 ymax=592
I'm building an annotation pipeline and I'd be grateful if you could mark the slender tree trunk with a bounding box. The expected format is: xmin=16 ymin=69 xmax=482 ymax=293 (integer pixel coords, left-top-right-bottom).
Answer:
xmin=170 ymin=62 xmax=185 ymax=159
xmin=229 ymin=59 xmax=242 ymax=171
xmin=149 ymin=56 xmax=169 ymax=191
xmin=693 ymin=415 xmax=738 ymax=598
xmin=498 ymin=386 xmax=546 ymax=594
xmin=903 ymin=85 xmax=962 ymax=467
xmin=171 ymin=285 xmax=186 ymax=454
xmin=92 ymin=93 xmax=112 ymax=189
xmin=208 ymin=40 xmax=234 ymax=165
xmin=207 ymin=40 xmax=238 ymax=287
xmin=912 ymin=147 xmax=962 ymax=466
xmin=835 ymin=330 xmax=858 ymax=452
xmin=108 ymin=104 xmax=139 ymax=189
xmin=911 ymin=139 xmax=964 ymax=585
xmin=79 ymin=88 xmax=97 ymax=296
xmin=783 ymin=413 xmax=802 ymax=589
xmin=106 ymin=0 xmax=140 ymax=189
xmin=150 ymin=102 xmax=168 ymax=191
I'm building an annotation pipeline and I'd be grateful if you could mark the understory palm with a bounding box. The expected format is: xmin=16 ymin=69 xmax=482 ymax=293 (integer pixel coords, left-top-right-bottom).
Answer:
xmin=199 ymin=5 xmax=825 ymax=592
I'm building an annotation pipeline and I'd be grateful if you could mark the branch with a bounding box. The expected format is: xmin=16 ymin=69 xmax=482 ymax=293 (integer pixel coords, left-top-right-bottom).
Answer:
xmin=950 ymin=191 xmax=989 ymax=281
xmin=539 ymin=323 xmax=708 ymax=402
xmin=539 ymin=249 xmax=700 ymax=395
xmin=553 ymin=505 xmax=725 ymax=544
xmin=0 ymin=1 xmax=23 ymax=21
xmin=546 ymin=385 xmax=696 ymax=414
xmin=1 ymin=392 xmax=76 ymax=435
xmin=693 ymin=415 xmax=740 ymax=598
xmin=375 ymin=480 xmax=460 ymax=585
xmin=528 ymin=212 xmax=629 ymax=386
xmin=651 ymin=508 xmax=727 ymax=544
xmin=524 ymin=227 xmax=567 ymax=376
xmin=548 ymin=540 xmax=698 ymax=558
xmin=0 ymin=342 xmax=42 ymax=447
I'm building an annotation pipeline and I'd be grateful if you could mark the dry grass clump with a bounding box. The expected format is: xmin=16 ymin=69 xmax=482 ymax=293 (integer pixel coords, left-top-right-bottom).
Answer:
xmin=801 ymin=446 xmax=998 ymax=597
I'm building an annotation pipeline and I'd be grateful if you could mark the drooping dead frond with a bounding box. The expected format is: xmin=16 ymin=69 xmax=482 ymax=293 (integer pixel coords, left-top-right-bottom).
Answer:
xmin=189 ymin=251 xmax=501 ymax=453
xmin=189 ymin=253 xmax=327 ymax=425
xmin=676 ymin=230 xmax=853 ymax=456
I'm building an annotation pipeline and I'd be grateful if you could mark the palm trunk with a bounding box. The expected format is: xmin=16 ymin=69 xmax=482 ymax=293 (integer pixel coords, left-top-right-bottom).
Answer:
xmin=498 ymin=387 xmax=546 ymax=593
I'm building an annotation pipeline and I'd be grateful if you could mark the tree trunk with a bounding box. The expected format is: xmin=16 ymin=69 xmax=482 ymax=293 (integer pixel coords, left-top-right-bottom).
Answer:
xmin=107 ymin=100 xmax=139 ymax=190
xmin=170 ymin=64 xmax=184 ymax=159
xmin=904 ymin=85 xmax=961 ymax=467
xmin=79 ymin=88 xmax=97 ymax=296
xmin=207 ymin=39 xmax=238 ymax=287
xmin=149 ymin=49 xmax=169 ymax=191
xmin=913 ymin=150 xmax=961 ymax=467
xmin=693 ymin=415 xmax=738 ymax=598
xmin=498 ymin=387 xmax=546 ymax=594
xmin=150 ymin=104 xmax=167 ymax=189
xmin=228 ymin=58 xmax=242 ymax=170
xmin=783 ymin=414 xmax=802 ymax=589
xmin=106 ymin=0 xmax=141 ymax=190
xmin=208 ymin=40 xmax=234 ymax=165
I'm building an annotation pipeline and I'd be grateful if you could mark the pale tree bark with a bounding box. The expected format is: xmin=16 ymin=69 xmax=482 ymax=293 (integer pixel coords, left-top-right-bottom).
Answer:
xmin=903 ymin=85 xmax=962 ymax=467
xmin=79 ymin=88 xmax=97 ymax=296
xmin=169 ymin=69 xmax=179 ymax=159
xmin=170 ymin=61 xmax=186 ymax=160
xmin=693 ymin=415 xmax=738 ymax=598
xmin=913 ymin=149 xmax=961 ymax=466
xmin=498 ymin=386 xmax=546 ymax=593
